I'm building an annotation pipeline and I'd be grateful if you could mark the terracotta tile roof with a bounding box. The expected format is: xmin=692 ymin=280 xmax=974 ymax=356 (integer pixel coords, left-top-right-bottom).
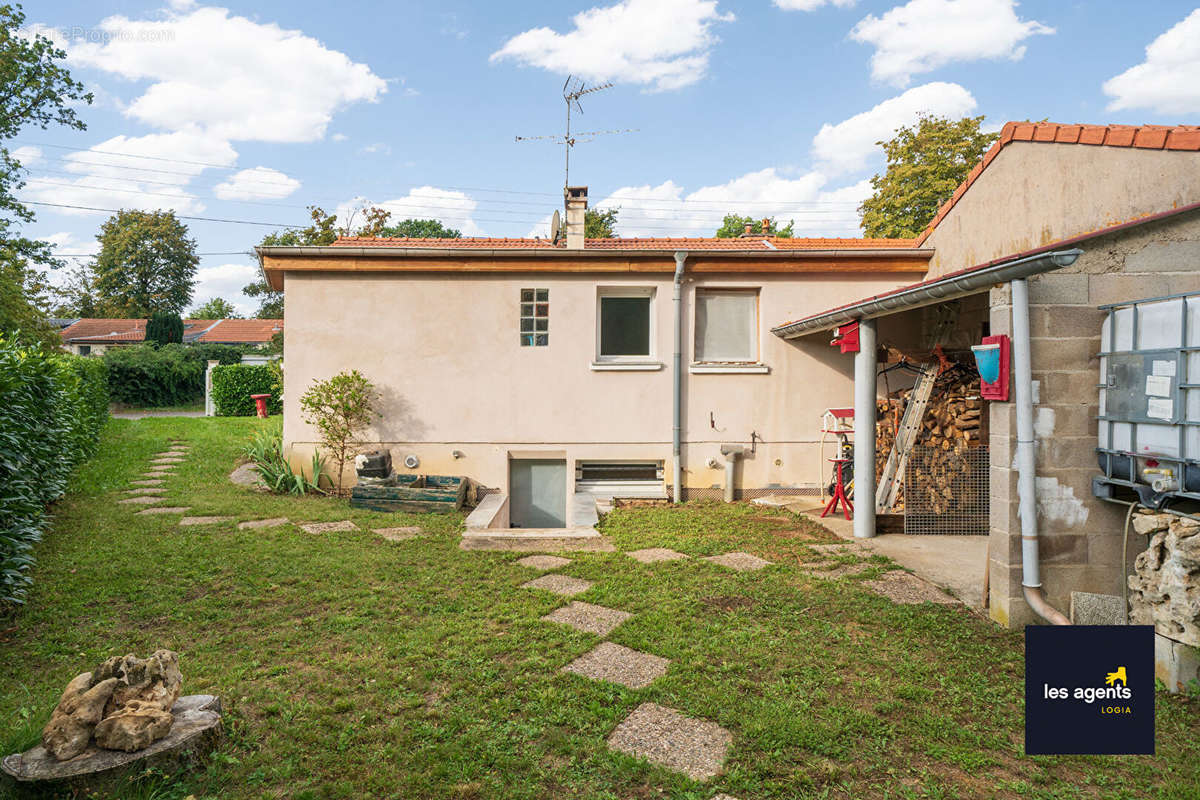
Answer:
xmin=60 ymin=318 xmax=147 ymax=343
xmin=916 ymin=121 xmax=1200 ymax=246
xmin=195 ymin=319 xmax=282 ymax=343
xmin=330 ymin=235 xmax=918 ymax=251
xmin=59 ymin=318 xmax=282 ymax=345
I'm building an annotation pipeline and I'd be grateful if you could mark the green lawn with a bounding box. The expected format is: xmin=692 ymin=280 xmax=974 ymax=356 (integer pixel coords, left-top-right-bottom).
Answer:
xmin=1 ymin=417 xmax=1198 ymax=799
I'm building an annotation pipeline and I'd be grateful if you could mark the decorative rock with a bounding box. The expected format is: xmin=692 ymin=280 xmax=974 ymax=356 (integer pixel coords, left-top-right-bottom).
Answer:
xmin=703 ymin=552 xmax=773 ymax=572
xmin=515 ymin=555 xmax=571 ymax=570
xmin=299 ymin=520 xmax=358 ymax=534
xmin=520 ymin=574 xmax=593 ymax=597
xmin=1129 ymin=524 xmax=1200 ymax=646
xmin=1133 ymin=512 xmax=1173 ymax=536
xmin=93 ymin=701 xmax=174 ymax=752
xmin=93 ymin=650 xmax=182 ymax=716
xmin=563 ymin=642 xmax=669 ymax=689
xmin=626 ymin=547 xmax=688 ymax=564
xmin=238 ymin=517 xmax=289 ymax=530
xmin=607 ymin=702 xmax=732 ymax=781
xmin=41 ymin=675 xmax=118 ymax=761
xmin=179 ymin=516 xmax=234 ymax=527
xmin=542 ymin=601 xmax=631 ymax=636
xmin=229 ymin=462 xmax=267 ymax=491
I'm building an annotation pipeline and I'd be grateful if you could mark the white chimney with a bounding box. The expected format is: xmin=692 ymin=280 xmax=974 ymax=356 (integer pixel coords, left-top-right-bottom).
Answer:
xmin=564 ymin=186 xmax=588 ymax=249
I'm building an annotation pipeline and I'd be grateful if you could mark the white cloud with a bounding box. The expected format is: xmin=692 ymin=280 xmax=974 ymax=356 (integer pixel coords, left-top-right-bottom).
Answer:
xmin=11 ymin=145 xmax=42 ymax=167
xmin=774 ymin=0 xmax=856 ymax=11
xmin=850 ymin=0 xmax=1053 ymax=87
xmin=1103 ymin=9 xmax=1200 ymax=114
xmin=812 ymin=82 xmax=977 ymax=175
xmin=337 ymin=187 xmax=484 ymax=237
xmin=331 ymin=133 xmax=348 ymax=142
xmin=192 ymin=262 xmax=259 ymax=316
xmin=213 ymin=166 xmax=301 ymax=201
xmin=490 ymin=0 xmax=734 ymax=92
xmin=360 ymin=142 xmax=392 ymax=155
xmin=62 ymin=7 xmax=387 ymax=143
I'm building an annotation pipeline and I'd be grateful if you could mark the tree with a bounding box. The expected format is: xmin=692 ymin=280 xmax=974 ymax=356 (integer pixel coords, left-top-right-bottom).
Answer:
xmin=244 ymin=206 xmax=341 ymax=319
xmin=93 ymin=210 xmax=198 ymax=317
xmin=0 ymin=3 xmax=92 ymax=346
xmin=189 ymin=297 xmax=239 ymax=319
xmin=145 ymin=312 xmax=183 ymax=345
xmin=585 ymin=208 xmax=619 ymax=238
xmin=50 ymin=262 xmax=101 ymax=317
xmin=377 ymin=218 xmax=462 ymax=239
xmin=299 ymin=370 xmax=379 ymax=495
xmin=860 ymin=114 xmax=999 ymax=238
xmin=714 ymin=215 xmax=794 ymax=238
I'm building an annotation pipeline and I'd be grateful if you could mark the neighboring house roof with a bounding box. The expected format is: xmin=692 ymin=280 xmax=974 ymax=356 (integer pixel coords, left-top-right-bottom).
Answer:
xmin=259 ymin=236 xmax=930 ymax=290
xmin=915 ymin=121 xmax=1200 ymax=246
xmin=772 ymin=200 xmax=1200 ymax=338
xmin=59 ymin=318 xmax=282 ymax=345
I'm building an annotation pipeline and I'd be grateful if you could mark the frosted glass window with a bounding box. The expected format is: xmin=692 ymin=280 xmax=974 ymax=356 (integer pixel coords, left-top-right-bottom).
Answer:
xmin=1137 ymin=299 xmax=1183 ymax=349
xmin=695 ymin=290 xmax=758 ymax=362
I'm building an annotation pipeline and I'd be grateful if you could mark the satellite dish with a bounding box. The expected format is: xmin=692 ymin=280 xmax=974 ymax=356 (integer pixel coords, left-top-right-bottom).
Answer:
xmin=550 ymin=209 xmax=561 ymax=243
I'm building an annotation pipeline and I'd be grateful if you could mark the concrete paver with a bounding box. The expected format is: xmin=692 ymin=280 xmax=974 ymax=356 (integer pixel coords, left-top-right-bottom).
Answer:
xmin=563 ymin=642 xmax=668 ymax=689
xmin=607 ymin=702 xmax=733 ymax=781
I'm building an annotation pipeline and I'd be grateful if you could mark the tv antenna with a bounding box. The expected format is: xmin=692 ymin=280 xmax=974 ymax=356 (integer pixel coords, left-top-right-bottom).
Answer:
xmin=515 ymin=76 xmax=637 ymax=189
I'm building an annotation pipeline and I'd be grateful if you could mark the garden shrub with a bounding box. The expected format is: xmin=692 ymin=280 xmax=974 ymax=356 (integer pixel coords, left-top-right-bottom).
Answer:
xmin=0 ymin=338 xmax=109 ymax=609
xmin=103 ymin=343 xmax=251 ymax=408
xmin=211 ymin=363 xmax=283 ymax=416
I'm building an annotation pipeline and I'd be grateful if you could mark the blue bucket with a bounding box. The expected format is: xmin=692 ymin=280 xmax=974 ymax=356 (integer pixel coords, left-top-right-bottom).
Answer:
xmin=971 ymin=343 xmax=1001 ymax=384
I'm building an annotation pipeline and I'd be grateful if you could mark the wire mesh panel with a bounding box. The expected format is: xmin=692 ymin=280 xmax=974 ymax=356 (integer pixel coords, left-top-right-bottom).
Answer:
xmin=903 ymin=445 xmax=989 ymax=535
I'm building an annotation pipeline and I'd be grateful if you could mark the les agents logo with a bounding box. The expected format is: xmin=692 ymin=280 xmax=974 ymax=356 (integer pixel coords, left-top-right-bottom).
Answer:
xmin=1025 ymin=626 xmax=1154 ymax=755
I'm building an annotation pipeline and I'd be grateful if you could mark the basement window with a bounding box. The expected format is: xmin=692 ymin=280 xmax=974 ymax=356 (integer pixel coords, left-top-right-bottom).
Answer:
xmin=520 ymin=288 xmax=549 ymax=346
xmin=694 ymin=288 xmax=759 ymax=362
xmin=597 ymin=288 xmax=654 ymax=361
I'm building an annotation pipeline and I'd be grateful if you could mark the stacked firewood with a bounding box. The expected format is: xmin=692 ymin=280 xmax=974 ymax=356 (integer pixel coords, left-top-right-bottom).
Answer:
xmin=875 ymin=365 xmax=984 ymax=513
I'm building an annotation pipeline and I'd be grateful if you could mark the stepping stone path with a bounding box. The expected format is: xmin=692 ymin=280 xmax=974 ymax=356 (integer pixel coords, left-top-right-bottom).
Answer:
xmin=124 ymin=488 xmax=165 ymax=496
xmin=520 ymin=574 xmax=593 ymax=597
xmin=119 ymin=496 xmax=163 ymax=505
xmin=130 ymin=479 xmax=164 ymax=487
xmin=704 ymin=552 xmax=773 ymax=572
xmin=152 ymin=456 xmax=185 ymax=463
xmin=799 ymin=562 xmax=871 ymax=579
xmin=863 ymin=570 xmax=958 ymax=605
xmin=626 ymin=547 xmax=688 ymax=564
xmin=180 ymin=516 xmax=234 ymax=526
xmin=607 ymin=702 xmax=733 ymax=781
xmin=515 ymin=555 xmax=572 ymax=570
xmin=563 ymin=642 xmax=669 ymax=689
xmin=299 ymin=520 xmax=358 ymax=534
xmin=137 ymin=507 xmax=190 ymax=515
xmin=373 ymin=526 xmax=422 ymax=541
xmin=542 ymin=601 xmax=631 ymax=636
xmin=238 ymin=518 xmax=289 ymax=530
xmin=807 ymin=542 xmax=866 ymax=555
xmin=143 ymin=470 xmax=174 ymax=478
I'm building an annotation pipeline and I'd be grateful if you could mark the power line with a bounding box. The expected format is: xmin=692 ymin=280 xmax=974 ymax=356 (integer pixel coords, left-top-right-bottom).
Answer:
xmin=20 ymin=200 xmax=305 ymax=228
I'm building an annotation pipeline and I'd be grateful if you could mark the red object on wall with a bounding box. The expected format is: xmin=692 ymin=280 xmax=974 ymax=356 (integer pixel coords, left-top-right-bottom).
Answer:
xmin=831 ymin=322 xmax=860 ymax=353
xmin=979 ymin=334 xmax=1011 ymax=401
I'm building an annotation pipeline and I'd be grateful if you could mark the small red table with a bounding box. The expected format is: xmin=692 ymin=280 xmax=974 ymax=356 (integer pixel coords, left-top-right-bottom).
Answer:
xmin=821 ymin=457 xmax=853 ymax=520
xmin=250 ymin=393 xmax=272 ymax=418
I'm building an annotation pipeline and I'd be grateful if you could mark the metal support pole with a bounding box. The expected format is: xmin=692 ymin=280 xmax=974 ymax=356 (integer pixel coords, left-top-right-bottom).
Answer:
xmin=853 ymin=318 xmax=877 ymax=538
xmin=672 ymin=251 xmax=687 ymax=503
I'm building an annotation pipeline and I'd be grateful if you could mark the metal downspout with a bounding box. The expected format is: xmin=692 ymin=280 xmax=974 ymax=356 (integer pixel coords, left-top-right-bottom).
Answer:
xmin=853 ymin=318 xmax=877 ymax=538
xmin=673 ymin=251 xmax=687 ymax=503
xmin=1011 ymin=277 xmax=1070 ymax=625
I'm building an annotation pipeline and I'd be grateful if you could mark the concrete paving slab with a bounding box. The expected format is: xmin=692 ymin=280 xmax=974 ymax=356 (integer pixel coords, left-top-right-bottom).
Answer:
xmin=607 ymin=702 xmax=732 ymax=781
xmin=515 ymin=555 xmax=572 ymax=570
xmin=626 ymin=547 xmax=688 ymax=564
xmin=563 ymin=642 xmax=668 ymax=689
xmin=373 ymin=526 xmax=422 ymax=541
xmin=151 ymin=458 xmax=185 ymax=464
xmin=704 ymin=552 xmax=772 ymax=572
xmin=238 ymin=517 xmax=289 ymax=530
xmin=180 ymin=516 xmax=235 ymax=526
xmin=136 ymin=507 xmax=190 ymax=515
xmin=118 ymin=496 xmax=163 ymax=505
xmin=130 ymin=479 xmax=164 ymax=487
xmin=542 ymin=601 xmax=632 ymax=636
xmin=298 ymin=520 xmax=358 ymax=534
xmin=142 ymin=471 xmax=174 ymax=478
xmin=798 ymin=562 xmax=872 ymax=579
xmin=521 ymin=574 xmax=593 ymax=597
xmin=124 ymin=488 xmax=165 ymax=496
xmin=862 ymin=570 xmax=959 ymax=605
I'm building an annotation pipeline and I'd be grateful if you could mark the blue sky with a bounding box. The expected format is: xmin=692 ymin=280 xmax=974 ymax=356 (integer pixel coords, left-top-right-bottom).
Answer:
xmin=16 ymin=0 xmax=1200 ymax=315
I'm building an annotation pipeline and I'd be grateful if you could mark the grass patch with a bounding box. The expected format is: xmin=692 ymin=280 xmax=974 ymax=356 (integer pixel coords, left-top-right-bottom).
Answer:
xmin=1 ymin=417 xmax=1198 ymax=799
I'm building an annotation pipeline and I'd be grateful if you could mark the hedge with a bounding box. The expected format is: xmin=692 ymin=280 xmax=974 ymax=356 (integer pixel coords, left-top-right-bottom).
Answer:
xmin=211 ymin=363 xmax=283 ymax=416
xmin=103 ymin=343 xmax=245 ymax=408
xmin=0 ymin=338 xmax=109 ymax=608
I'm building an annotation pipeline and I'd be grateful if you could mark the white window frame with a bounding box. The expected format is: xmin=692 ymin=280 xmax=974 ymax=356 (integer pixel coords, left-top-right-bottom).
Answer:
xmin=593 ymin=287 xmax=659 ymax=369
xmin=690 ymin=287 xmax=765 ymax=373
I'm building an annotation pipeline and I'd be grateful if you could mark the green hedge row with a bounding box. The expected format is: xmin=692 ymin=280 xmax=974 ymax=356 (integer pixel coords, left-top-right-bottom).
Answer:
xmin=0 ymin=338 xmax=109 ymax=608
xmin=211 ymin=363 xmax=283 ymax=416
xmin=103 ymin=343 xmax=245 ymax=408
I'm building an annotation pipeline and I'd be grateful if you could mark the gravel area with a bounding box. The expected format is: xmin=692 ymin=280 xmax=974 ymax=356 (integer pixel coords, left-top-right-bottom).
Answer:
xmin=515 ymin=555 xmax=572 ymax=570
xmin=136 ymin=507 xmax=191 ymax=515
xmin=118 ymin=496 xmax=163 ymax=505
xmin=373 ymin=526 xmax=423 ymax=541
xmin=130 ymin=479 xmax=164 ymax=487
xmin=562 ymin=642 xmax=669 ymax=689
xmin=703 ymin=552 xmax=773 ymax=572
xmin=626 ymin=547 xmax=688 ymax=564
xmin=542 ymin=601 xmax=632 ymax=636
xmin=298 ymin=520 xmax=359 ymax=534
xmin=520 ymin=573 xmax=593 ymax=597
xmin=180 ymin=516 xmax=235 ymax=526
xmin=238 ymin=517 xmax=289 ymax=530
xmin=607 ymin=702 xmax=733 ymax=781
xmin=862 ymin=570 xmax=958 ymax=605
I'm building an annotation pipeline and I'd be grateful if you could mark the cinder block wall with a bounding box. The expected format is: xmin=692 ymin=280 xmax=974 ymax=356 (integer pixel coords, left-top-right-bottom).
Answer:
xmin=988 ymin=211 xmax=1200 ymax=627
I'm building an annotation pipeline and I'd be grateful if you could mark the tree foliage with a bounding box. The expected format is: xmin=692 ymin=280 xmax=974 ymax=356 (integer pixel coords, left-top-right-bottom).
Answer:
xmin=190 ymin=297 xmax=239 ymax=319
xmin=146 ymin=311 xmax=183 ymax=345
xmin=377 ymin=218 xmax=462 ymax=239
xmin=714 ymin=215 xmax=794 ymax=238
xmin=299 ymin=370 xmax=378 ymax=495
xmin=0 ymin=3 xmax=92 ymax=347
xmin=859 ymin=114 xmax=999 ymax=239
xmin=93 ymin=210 xmax=199 ymax=316
xmin=585 ymin=208 xmax=619 ymax=238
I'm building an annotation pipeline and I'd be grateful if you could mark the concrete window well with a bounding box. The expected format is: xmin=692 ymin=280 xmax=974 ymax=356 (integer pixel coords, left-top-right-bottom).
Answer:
xmin=509 ymin=459 xmax=568 ymax=529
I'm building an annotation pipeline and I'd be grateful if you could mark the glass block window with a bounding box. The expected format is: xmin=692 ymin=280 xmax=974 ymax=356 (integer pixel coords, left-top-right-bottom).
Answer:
xmin=520 ymin=288 xmax=549 ymax=346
